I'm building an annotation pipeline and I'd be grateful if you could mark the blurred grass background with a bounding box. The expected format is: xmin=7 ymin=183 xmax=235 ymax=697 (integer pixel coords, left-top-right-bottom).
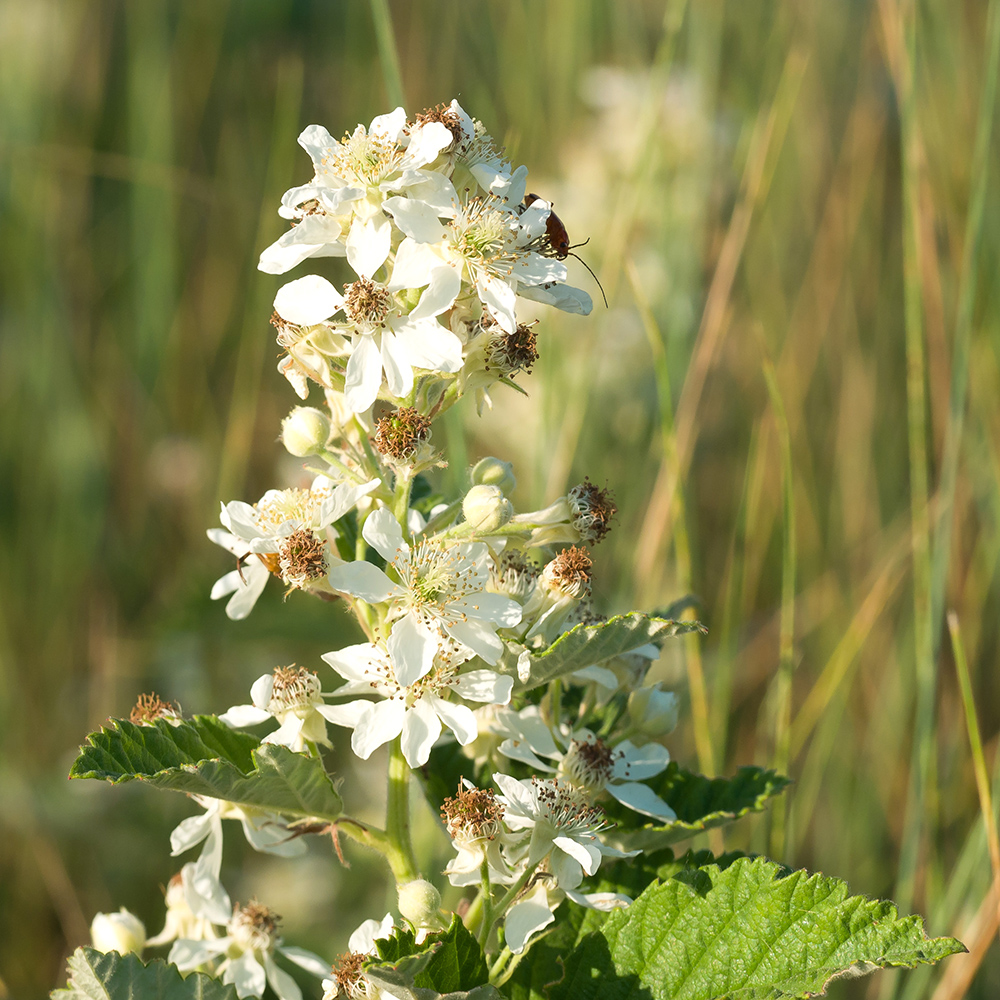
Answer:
xmin=1 ymin=0 xmax=999 ymax=997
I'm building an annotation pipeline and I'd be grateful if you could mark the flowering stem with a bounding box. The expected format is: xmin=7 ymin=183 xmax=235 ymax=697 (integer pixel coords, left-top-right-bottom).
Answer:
xmin=385 ymin=737 xmax=419 ymax=883
xmin=353 ymin=417 xmax=383 ymax=478
xmin=477 ymin=859 xmax=493 ymax=948
xmin=393 ymin=469 xmax=414 ymax=527
xmin=320 ymin=449 xmax=369 ymax=486
xmin=489 ymin=862 xmax=539 ymax=929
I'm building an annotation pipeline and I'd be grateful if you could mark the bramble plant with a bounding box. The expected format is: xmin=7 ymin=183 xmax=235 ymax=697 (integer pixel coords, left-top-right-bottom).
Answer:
xmin=57 ymin=100 xmax=964 ymax=1000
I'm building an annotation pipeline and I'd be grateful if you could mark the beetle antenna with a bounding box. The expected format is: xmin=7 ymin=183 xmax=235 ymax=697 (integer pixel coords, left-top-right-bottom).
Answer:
xmin=567 ymin=252 xmax=608 ymax=308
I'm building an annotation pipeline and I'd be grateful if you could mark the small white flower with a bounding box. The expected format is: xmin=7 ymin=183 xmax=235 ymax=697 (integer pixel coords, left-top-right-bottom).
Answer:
xmin=220 ymin=666 xmax=345 ymax=751
xmin=321 ymin=637 xmax=512 ymax=768
xmin=440 ymin=780 xmax=517 ymax=887
xmin=496 ymin=708 xmax=676 ymax=822
xmin=328 ymin=507 xmax=521 ymax=681
xmin=90 ymin=908 xmax=146 ymax=956
xmin=147 ymin=868 xmax=222 ymax=947
xmin=493 ymin=772 xmax=637 ymax=891
xmin=321 ymin=913 xmax=394 ymax=1000
xmin=171 ymin=901 xmax=329 ymax=1000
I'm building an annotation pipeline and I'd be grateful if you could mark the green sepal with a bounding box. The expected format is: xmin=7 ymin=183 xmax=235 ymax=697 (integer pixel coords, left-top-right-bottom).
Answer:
xmin=550 ymin=857 xmax=966 ymax=1000
xmin=71 ymin=715 xmax=343 ymax=822
xmin=51 ymin=947 xmax=238 ymax=1000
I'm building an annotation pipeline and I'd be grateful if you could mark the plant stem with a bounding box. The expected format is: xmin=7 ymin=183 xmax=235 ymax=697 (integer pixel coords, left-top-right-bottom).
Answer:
xmin=477 ymin=859 xmax=494 ymax=948
xmin=385 ymin=737 xmax=419 ymax=883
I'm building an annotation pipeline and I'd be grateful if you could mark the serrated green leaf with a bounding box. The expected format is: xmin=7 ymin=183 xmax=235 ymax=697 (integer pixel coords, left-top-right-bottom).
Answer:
xmin=374 ymin=916 xmax=489 ymax=995
xmin=497 ymin=614 xmax=707 ymax=694
xmin=607 ymin=765 xmax=791 ymax=848
xmin=550 ymin=858 xmax=966 ymax=1000
xmin=51 ymin=947 xmax=237 ymax=1000
xmin=71 ymin=717 xmax=343 ymax=822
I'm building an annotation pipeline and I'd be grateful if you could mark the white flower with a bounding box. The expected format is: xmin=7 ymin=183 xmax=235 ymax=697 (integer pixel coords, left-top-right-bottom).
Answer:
xmin=321 ymin=637 xmax=512 ymax=768
xmin=147 ymin=868 xmax=222 ymax=947
xmin=171 ymin=901 xmax=329 ymax=1000
xmin=384 ymin=189 xmax=574 ymax=335
xmin=321 ymin=914 xmax=394 ymax=1000
xmin=273 ymin=262 xmax=464 ymax=415
xmin=220 ymin=666 xmax=345 ymax=751
xmin=496 ymin=708 xmax=676 ymax=822
xmin=259 ymin=107 xmax=456 ymax=275
xmin=439 ymin=780 xmax=516 ymax=887
xmin=328 ymin=507 xmax=521 ymax=681
xmin=493 ymin=772 xmax=637 ymax=890
xmin=206 ymin=527 xmax=272 ymax=621
xmin=219 ymin=475 xmax=380 ymax=599
xmin=90 ymin=908 xmax=146 ymax=955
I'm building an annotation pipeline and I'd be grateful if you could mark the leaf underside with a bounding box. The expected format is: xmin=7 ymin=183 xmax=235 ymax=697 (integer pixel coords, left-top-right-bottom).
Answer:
xmin=51 ymin=947 xmax=238 ymax=1000
xmin=70 ymin=715 xmax=343 ymax=822
xmin=549 ymin=857 xmax=965 ymax=1000
xmin=498 ymin=613 xmax=707 ymax=694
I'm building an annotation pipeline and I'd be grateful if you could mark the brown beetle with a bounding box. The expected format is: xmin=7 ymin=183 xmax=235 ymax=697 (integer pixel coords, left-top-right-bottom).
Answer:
xmin=524 ymin=193 xmax=607 ymax=306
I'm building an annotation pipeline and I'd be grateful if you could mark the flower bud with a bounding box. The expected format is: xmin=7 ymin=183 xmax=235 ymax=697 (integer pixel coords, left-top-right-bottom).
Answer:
xmin=397 ymin=879 xmax=444 ymax=931
xmin=471 ymin=456 xmax=516 ymax=494
xmin=463 ymin=484 xmax=513 ymax=533
xmin=281 ymin=406 xmax=330 ymax=457
xmin=627 ymin=683 xmax=679 ymax=738
xmin=90 ymin=908 xmax=146 ymax=955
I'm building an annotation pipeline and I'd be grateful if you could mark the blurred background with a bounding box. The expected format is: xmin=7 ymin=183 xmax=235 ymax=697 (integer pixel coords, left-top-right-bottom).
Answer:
xmin=1 ymin=0 xmax=999 ymax=997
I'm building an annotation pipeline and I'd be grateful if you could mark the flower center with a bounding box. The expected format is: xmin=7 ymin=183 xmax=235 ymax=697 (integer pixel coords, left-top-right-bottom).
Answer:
xmin=326 ymin=128 xmax=403 ymax=188
xmin=269 ymin=666 xmax=322 ymax=715
xmin=393 ymin=541 xmax=484 ymax=624
xmin=532 ymin=778 xmax=608 ymax=837
xmin=450 ymin=197 xmax=513 ymax=266
xmin=490 ymin=549 xmax=537 ymax=603
xmin=279 ymin=528 xmax=328 ymax=588
xmin=255 ymin=485 xmax=332 ymax=534
xmin=441 ymin=782 xmax=505 ymax=844
xmin=345 ymin=278 xmax=392 ymax=325
xmin=373 ymin=406 xmax=431 ymax=460
xmin=229 ymin=901 xmax=278 ymax=954
xmin=559 ymin=736 xmax=618 ymax=791
xmin=568 ymin=478 xmax=617 ymax=545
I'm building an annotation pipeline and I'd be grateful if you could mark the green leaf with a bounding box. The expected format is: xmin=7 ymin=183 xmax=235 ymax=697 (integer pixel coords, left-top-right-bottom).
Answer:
xmin=550 ymin=857 xmax=966 ymax=1000
xmin=375 ymin=916 xmax=489 ymax=994
xmin=498 ymin=614 xmax=707 ymax=694
xmin=71 ymin=716 xmax=343 ymax=822
xmin=52 ymin=947 xmax=237 ymax=1000
xmin=607 ymin=765 xmax=791 ymax=848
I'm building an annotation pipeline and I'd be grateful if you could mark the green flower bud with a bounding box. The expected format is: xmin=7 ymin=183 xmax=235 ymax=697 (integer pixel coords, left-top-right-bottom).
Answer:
xmin=627 ymin=683 xmax=679 ymax=738
xmin=397 ymin=879 xmax=444 ymax=931
xmin=281 ymin=406 xmax=330 ymax=457
xmin=463 ymin=484 xmax=514 ymax=533
xmin=470 ymin=456 xmax=517 ymax=494
xmin=90 ymin=908 xmax=146 ymax=955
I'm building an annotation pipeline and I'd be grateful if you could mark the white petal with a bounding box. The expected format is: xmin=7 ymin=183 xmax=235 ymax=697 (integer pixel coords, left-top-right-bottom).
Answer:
xmin=427 ymin=695 xmax=478 ymax=745
xmin=344 ymin=333 xmax=383 ymax=413
xmin=393 ymin=316 xmax=463 ymax=372
xmin=210 ymin=569 xmax=242 ymax=600
xmin=564 ymin=889 xmax=632 ymax=911
xmin=219 ymin=703 xmax=271 ymax=728
xmin=504 ymin=886 xmax=555 ymax=954
xmin=274 ymin=275 xmax=344 ymax=325
xmin=477 ymin=273 xmax=517 ymax=333
xmin=223 ymin=501 xmax=265 ymax=541
xmin=281 ymin=946 xmax=332 ymax=978
xmin=607 ymin=781 xmax=677 ymax=822
xmin=387 ymin=614 xmax=438 ymax=688
xmin=369 ymin=106 xmax=407 ymax=141
xmin=409 ymin=265 xmax=462 ymax=319
xmin=258 ymin=216 xmax=345 ymax=274
xmin=400 ymin=699 xmax=442 ymax=767
xmin=571 ymin=665 xmax=620 ymax=690
xmin=361 ymin=507 xmax=408 ymax=562
xmin=518 ymin=281 xmax=593 ymax=315
xmin=250 ymin=673 xmax=275 ymax=710
xmin=552 ymin=835 xmax=602 ymax=876
xmin=170 ymin=937 xmax=226 ymax=970
xmin=170 ymin=813 xmax=213 ymax=856
xmin=317 ymin=700 xmax=371 ymax=729
xmin=224 ymin=561 xmax=270 ymax=620
xmin=445 ymin=618 xmax=502 ymax=664
xmin=380 ymin=329 xmax=413 ymax=399
xmin=383 ymin=197 xmax=450 ymax=243
xmin=402 ymin=120 xmax=454 ymax=167
xmin=387 ymin=237 xmax=448 ymax=290
xmin=347 ymin=215 xmax=391 ymax=278
xmin=241 ymin=818 xmax=306 ymax=857
xmin=322 ymin=642 xmax=385 ymax=683
xmin=454 ymin=590 xmax=523 ymax=626
xmin=491 ymin=773 xmax=536 ymax=816
xmin=265 ymin=954 xmax=303 ymax=1000
xmin=262 ymin=715 xmax=306 ymax=748
xmin=318 ymin=478 xmax=381 ymax=527
xmin=328 ymin=559 xmax=399 ymax=603
xmin=297 ymin=124 xmax=337 ymax=164
xmin=498 ymin=738 xmax=555 ymax=772
xmin=612 ymin=740 xmax=671 ymax=781
xmin=349 ymin=913 xmax=394 ymax=954
xmin=352 ymin=699 xmax=406 ymax=759
xmin=226 ymin=951 xmax=267 ymax=999
xmin=182 ymin=861 xmax=231 ymax=924
xmin=453 ymin=670 xmax=512 ymax=704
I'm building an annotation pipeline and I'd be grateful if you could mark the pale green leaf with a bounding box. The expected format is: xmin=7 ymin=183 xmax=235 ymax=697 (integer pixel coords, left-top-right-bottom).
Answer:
xmin=499 ymin=613 xmax=707 ymax=694
xmin=51 ymin=947 xmax=237 ymax=1000
xmin=550 ymin=857 xmax=965 ymax=1000
xmin=71 ymin=717 xmax=342 ymax=822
